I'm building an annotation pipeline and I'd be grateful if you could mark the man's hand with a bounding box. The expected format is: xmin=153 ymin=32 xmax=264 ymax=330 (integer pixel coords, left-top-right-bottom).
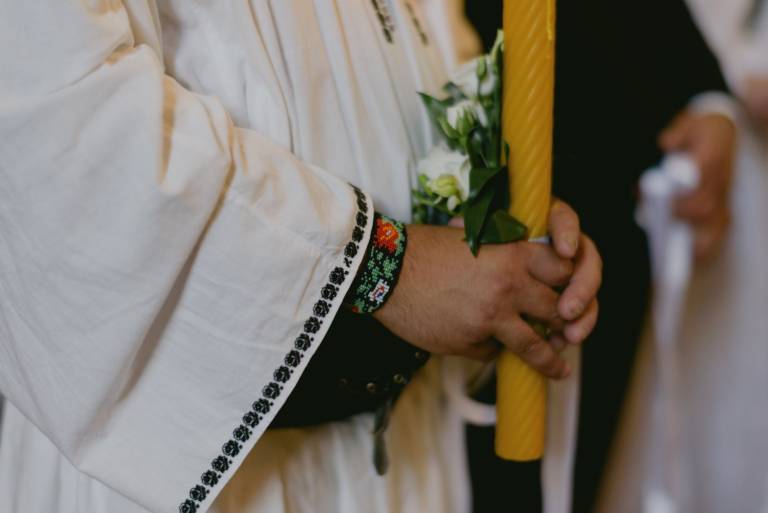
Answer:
xmin=374 ymin=200 xmax=601 ymax=380
xmin=547 ymin=199 xmax=602 ymax=350
xmin=659 ymin=111 xmax=736 ymax=260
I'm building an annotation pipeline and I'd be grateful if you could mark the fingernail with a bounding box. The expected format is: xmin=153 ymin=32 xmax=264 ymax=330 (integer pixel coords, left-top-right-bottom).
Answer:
xmin=567 ymin=299 xmax=584 ymax=319
xmin=561 ymin=363 xmax=572 ymax=379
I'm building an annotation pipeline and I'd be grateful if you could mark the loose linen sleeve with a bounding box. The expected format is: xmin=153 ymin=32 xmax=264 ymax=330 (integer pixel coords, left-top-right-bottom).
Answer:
xmin=0 ymin=3 xmax=373 ymax=512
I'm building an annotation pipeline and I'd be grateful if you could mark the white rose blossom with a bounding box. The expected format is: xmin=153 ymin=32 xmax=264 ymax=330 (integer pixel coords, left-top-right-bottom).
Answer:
xmin=418 ymin=146 xmax=471 ymax=212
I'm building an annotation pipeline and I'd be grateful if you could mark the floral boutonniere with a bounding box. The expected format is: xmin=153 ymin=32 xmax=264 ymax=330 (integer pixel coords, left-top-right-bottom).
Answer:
xmin=413 ymin=32 xmax=527 ymax=254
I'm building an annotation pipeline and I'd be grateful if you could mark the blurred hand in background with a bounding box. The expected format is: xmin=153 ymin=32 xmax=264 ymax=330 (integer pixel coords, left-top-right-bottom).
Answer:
xmin=659 ymin=111 xmax=737 ymax=260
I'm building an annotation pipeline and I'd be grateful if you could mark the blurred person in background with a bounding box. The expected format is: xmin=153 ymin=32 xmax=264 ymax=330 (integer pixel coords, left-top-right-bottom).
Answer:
xmin=600 ymin=2 xmax=768 ymax=513
xmin=686 ymin=0 xmax=768 ymax=128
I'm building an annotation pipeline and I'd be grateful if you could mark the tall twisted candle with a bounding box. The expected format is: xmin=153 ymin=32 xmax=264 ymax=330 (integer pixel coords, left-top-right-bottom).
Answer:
xmin=497 ymin=0 xmax=556 ymax=461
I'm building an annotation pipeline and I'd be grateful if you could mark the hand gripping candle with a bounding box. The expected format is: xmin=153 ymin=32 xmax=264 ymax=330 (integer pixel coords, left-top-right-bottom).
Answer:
xmin=497 ymin=0 xmax=556 ymax=461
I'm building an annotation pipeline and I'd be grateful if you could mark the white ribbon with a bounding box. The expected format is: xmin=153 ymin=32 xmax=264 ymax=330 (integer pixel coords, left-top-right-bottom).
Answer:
xmin=636 ymin=153 xmax=700 ymax=513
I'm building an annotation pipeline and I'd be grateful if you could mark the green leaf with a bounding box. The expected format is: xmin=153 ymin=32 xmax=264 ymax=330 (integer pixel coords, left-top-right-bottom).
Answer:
xmin=479 ymin=210 xmax=528 ymax=244
xmin=412 ymin=190 xmax=441 ymax=207
xmin=418 ymin=92 xmax=448 ymax=120
xmin=468 ymin=166 xmax=502 ymax=201
xmin=412 ymin=205 xmax=428 ymax=224
xmin=495 ymin=166 xmax=511 ymax=212
xmin=437 ymin=117 xmax=459 ymax=140
xmin=466 ymin=127 xmax=489 ymax=169
xmin=493 ymin=33 xmax=504 ymax=72
xmin=464 ymin=181 xmax=496 ymax=255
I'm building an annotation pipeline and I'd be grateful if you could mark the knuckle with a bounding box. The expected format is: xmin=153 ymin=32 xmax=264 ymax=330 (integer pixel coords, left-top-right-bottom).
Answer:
xmin=484 ymin=279 xmax=509 ymax=309
xmin=518 ymin=333 xmax=543 ymax=356
xmin=471 ymin=299 xmax=500 ymax=332
xmin=531 ymin=352 xmax=560 ymax=378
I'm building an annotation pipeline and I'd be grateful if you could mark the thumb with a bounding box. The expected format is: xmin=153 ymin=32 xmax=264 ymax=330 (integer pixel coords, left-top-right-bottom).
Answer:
xmin=658 ymin=113 xmax=693 ymax=152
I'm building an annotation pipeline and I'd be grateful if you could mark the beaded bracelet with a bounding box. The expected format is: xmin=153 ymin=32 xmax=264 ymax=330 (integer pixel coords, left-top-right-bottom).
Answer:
xmin=345 ymin=213 xmax=407 ymax=314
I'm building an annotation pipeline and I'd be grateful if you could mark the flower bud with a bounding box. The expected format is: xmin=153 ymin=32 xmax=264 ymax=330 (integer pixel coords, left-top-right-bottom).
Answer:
xmin=427 ymin=174 xmax=460 ymax=198
xmin=451 ymin=55 xmax=499 ymax=99
xmin=417 ymin=146 xmax=471 ymax=201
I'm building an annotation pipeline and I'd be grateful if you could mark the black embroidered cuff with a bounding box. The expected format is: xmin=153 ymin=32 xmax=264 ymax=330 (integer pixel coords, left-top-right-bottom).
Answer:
xmin=345 ymin=213 xmax=406 ymax=314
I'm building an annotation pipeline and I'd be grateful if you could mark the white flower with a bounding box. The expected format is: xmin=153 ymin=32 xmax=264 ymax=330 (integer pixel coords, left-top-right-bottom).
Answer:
xmin=428 ymin=175 xmax=460 ymax=198
xmin=451 ymin=56 xmax=498 ymax=99
xmin=451 ymin=31 xmax=503 ymax=100
xmin=445 ymin=100 xmax=475 ymax=134
xmin=446 ymin=195 xmax=461 ymax=212
xmin=418 ymin=146 xmax=471 ymax=208
xmin=445 ymin=99 xmax=488 ymax=134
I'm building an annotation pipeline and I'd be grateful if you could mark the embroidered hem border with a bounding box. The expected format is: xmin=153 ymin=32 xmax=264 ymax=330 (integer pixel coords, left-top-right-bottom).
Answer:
xmin=178 ymin=185 xmax=371 ymax=513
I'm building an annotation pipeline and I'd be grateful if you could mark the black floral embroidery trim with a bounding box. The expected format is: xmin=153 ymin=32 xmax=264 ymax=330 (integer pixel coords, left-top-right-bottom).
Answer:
xmin=370 ymin=0 xmax=395 ymax=43
xmin=178 ymin=186 xmax=370 ymax=513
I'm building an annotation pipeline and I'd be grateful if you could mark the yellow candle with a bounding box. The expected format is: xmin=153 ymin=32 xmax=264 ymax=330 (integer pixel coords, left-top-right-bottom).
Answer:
xmin=497 ymin=0 xmax=556 ymax=461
